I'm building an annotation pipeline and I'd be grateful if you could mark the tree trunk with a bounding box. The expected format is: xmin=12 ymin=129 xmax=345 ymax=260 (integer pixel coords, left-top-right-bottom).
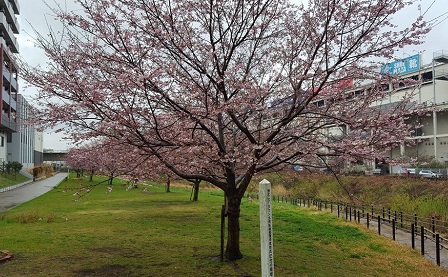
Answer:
xmin=192 ymin=179 xmax=200 ymax=201
xmin=166 ymin=175 xmax=171 ymax=193
xmin=225 ymin=193 xmax=243 ymax=260
xmin=89 ymin=169 xmax=94 ymax=182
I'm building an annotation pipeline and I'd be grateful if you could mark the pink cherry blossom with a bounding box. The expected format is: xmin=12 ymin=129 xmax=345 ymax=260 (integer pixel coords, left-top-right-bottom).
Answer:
xmin=21 ymin=0 xmax=431 ymax=260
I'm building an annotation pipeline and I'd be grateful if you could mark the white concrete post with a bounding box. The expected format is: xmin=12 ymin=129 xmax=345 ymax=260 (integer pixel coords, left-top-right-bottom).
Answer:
xmin=259 ymin=179 xmax=274 ymax=277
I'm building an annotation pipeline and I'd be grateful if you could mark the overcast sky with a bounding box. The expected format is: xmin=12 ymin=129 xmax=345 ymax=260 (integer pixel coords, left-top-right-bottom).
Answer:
xmin=16 ymin=0 xmax=448 ymax=150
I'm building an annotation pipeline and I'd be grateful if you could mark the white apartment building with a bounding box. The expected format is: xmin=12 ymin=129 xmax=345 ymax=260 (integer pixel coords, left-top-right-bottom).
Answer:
xmin=0 ymin=0 xmax=19 ymax=165
xmin=1 ymin=1 xmax=43 ymax=169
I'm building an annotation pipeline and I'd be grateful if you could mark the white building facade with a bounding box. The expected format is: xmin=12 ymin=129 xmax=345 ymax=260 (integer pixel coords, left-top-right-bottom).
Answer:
xmin=1 ymin=1 xmax=43 ymax=169
xmin=385 ymin=51 xmax=448 ymax=171
xmin=7 ymin=94 xmax=43 ymax=169
xmin=341 ymin=51 xmax=448 ymax=173
xmin=0 ymin=0 xmax=19 ymax=165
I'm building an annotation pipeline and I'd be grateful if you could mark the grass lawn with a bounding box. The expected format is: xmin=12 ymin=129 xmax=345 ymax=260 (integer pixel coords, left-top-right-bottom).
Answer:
xmin=0 ymin=176 xmax=446 ymax=276
xmin=0 ymin=172 xmax=31 ymax=188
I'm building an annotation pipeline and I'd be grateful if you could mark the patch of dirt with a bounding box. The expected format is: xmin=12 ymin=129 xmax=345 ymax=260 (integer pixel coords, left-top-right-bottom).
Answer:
xmin=91 ymin=247 xmax=142 ymax=258
xmin=74 ymin=264 xmax=130 ymax=277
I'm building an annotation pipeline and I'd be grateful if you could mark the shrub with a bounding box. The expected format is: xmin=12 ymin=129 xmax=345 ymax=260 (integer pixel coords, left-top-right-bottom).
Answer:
xmin=390 ymin=194 xmax=418 ymax=214
xmin=417 ymin=197 xmax=448 ymax=219
xmin=31 ymin=164 xmax=55 ymax=180
xmin=5 ymin=161 xmax=23 ymax=174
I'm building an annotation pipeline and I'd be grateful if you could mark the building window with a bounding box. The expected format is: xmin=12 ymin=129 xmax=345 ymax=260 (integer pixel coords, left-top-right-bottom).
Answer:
xmin=1 ymin=136 xmax=4 ymax=147
xmin=6 ymin=133 xmax=12 ymax=143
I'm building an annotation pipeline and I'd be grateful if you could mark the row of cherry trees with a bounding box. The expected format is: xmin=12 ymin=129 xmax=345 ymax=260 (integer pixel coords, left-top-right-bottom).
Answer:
xmin=22 ymin=0 xmax=431 ymax=260
xmin=65 ymin=139 xmax=158 ymax=183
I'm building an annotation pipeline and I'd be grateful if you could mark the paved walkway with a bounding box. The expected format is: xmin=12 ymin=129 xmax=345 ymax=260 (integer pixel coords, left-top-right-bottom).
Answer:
xmin=360 ymin=216 xmax=448 ymax=270
xmin=324 ymin=206 xmax=448 ymax=271
xmin=0 ymin=173 xmax=68 ymax=212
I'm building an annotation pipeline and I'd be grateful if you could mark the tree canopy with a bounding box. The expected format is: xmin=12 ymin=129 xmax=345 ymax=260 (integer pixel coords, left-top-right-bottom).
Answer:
xmin=22 ymin=0 xmax=430 ymax=260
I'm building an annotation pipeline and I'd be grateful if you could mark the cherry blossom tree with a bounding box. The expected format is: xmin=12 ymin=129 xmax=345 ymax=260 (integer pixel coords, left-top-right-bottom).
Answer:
xmin=22 ymin=0 xmax=431 ymax=260
xmin=65 ymin=146 xmax=96 ymax=180
xmin=66 ymin=139 xmax=154 ymax=184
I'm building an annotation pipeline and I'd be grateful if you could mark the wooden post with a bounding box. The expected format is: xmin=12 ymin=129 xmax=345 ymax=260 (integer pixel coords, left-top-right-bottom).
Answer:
xmin=259 ymin=179 xmax=274 ymax=277
xmin=411 ymin=223 xmax=415 ymax=249
xmin=436 ymin=233 xmax=440 ymax=266
xmin=421 ymin=226 xmax=425 ymax=256
xmin=377 ymin=215 xmax=381 ymax=235
xmin=392 ymin=219 xmax=396 ymax=241
xmin=220 ymin=194 xmax=226 ymax=262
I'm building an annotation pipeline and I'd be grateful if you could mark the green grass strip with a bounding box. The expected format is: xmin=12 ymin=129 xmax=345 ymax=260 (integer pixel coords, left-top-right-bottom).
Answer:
xmin=0 ymin=176 xmax=445 ymax=276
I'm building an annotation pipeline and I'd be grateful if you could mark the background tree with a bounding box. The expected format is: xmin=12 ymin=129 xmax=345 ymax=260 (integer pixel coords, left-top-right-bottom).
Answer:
xmin=66 ymin=146 xmax=98 ymax=180
xmin=66 ymin=139 xmax=153 ymax=185
xmin=22 ymin=0 xmax=430 ymax=260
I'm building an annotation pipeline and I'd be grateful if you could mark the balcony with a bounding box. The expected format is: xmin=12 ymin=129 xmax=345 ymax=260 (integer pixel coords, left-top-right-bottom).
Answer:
xmin=2 ymin=65 xmax=18 ymax=90
xmin=0 ymin=0 xmax=19 ymax=33
xmin=434 ymin=50 xmax=448 ymax=64
xmin=435 ymin=69 xmax=448 ymax=81
xmin=9 ymin=0 xmax=19 ymax=14
xmin=0 ymin=12 xmax=18 ymax=53
xmin=2 ymin=88 xmax=16 ymax=109
xmin=0 ymin=113 xmax=16 ymax=132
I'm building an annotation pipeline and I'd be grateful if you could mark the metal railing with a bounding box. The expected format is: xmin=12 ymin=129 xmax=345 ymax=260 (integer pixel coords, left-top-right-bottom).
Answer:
xmin=247 ymin=193 xmax=448 ymax=268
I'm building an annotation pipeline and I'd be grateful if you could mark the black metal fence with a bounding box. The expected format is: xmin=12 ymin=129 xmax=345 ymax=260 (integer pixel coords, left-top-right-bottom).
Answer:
xmin=248 ymin=194 xmax=448 ymax=268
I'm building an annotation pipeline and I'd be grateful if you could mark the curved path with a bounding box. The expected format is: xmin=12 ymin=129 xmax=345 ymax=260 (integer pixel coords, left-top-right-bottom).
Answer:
xmin=0 ymin=173 xmax=68 ymax=212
